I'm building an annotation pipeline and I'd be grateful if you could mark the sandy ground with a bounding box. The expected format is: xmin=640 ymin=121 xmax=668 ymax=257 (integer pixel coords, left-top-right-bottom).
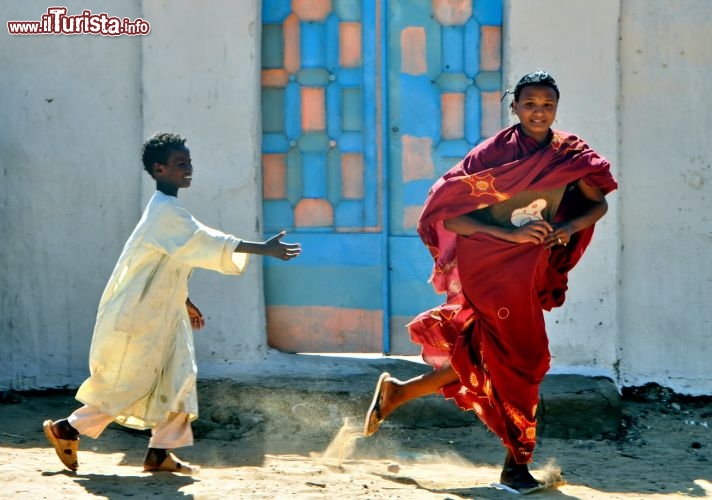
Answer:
xmin=1 ymin=384 xmax=711 ymax=499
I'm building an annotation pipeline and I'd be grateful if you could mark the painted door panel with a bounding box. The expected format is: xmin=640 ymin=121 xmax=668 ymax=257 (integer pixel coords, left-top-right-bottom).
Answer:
xmin=261 ymin=0 xmax=384 ymax=352
xmin=261 ymin=0 xmax=502 ymax=353
xmin=387 ymin=0 xmax=503 ymax=353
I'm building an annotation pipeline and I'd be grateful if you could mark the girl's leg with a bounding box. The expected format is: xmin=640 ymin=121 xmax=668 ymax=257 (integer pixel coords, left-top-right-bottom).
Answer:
xmin=365 ymin=365 xmax=459 ymax=436
xmin=500 ymin=449 xmax=540 ymax=490
xmin=384 ymin=365 xmax=459 ymax=413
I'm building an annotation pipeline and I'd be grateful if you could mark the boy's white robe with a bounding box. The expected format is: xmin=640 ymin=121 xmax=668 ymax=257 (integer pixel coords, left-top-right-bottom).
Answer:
xmin=75 ymin=191 xmax=248 ymax=429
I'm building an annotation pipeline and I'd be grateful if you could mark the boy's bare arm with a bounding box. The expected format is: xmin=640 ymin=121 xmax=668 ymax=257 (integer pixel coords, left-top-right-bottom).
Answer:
xmin=235 ymin=231 xmax=301 ymax=260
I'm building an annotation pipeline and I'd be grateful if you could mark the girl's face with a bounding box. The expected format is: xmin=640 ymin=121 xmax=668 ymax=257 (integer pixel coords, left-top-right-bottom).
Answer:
xmin=512 ymin=85 xmax=558 ymax=144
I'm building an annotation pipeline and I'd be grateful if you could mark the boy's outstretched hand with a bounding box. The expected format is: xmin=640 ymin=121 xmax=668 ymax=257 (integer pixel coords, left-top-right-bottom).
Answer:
xmin=235 ymin=231 xmax=302 ymax=260
xmin=264 ymin=231 xmax=301 ymax=260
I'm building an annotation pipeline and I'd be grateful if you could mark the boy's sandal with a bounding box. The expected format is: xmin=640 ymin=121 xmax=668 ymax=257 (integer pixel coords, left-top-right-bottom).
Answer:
xmin=43 ymin=419 xmax=79 ymax=471
xmin=143 ymin=452 xmax=198 ymax=475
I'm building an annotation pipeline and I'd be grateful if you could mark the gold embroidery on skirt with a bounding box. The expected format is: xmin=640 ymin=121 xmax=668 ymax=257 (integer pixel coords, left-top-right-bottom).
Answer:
xmin=503 ymin=401 xmax=537 ymax=444
xmin=525 ymin=425 xmax=537 ymax=441
xmin=483 ymin=378 xmax=493 ymax=398
xmin=473 ymin=402 xmax=484 ymax=416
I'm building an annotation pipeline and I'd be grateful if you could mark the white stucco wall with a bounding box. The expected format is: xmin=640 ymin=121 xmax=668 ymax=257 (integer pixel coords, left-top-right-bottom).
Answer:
xmin=140 ymin=0 xmax=266 ymax=377
xmin=0 ymin=0 xmax=144 ymax=390
xmin=504 ymin=0 xmax=622 ymax=378
xmin=618 ymin=0 xmax=712 ymax=395
xmin=0 ymin=0 xmax=264 ymax=391
xmin=505 ymin=0 xmax=712 ymax=395
xmin=3 ymin=1 xmax=711 ymax=395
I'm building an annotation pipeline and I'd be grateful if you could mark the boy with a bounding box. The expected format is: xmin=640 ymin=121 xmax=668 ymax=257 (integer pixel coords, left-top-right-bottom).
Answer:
xmin=43 ymin=132 xmax=301 ymax=473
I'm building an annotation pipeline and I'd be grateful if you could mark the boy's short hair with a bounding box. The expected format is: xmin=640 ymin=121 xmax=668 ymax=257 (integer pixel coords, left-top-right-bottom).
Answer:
xmin=141 ymin=132 xmax=188 ymax=177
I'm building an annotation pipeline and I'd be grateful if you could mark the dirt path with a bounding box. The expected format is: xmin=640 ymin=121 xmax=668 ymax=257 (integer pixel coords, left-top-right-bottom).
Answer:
xmin=1 ymin=386 xmax=710 ymax=499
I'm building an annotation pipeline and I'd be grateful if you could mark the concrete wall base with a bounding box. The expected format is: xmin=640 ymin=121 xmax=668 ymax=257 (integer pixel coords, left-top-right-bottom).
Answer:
xmin=196 ymin=357 xmax=622 ymax=442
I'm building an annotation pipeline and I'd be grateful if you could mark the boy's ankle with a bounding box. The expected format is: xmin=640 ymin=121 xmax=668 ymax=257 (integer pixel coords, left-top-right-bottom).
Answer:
xmin=53 ymin=419 xmax=79 ymax=440
xmin=144 ymin=448 xmax=168 ymax=467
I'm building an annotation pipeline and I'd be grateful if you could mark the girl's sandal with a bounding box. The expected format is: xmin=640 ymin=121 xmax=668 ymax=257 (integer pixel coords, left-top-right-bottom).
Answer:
xmin=363 ymin=372 xmax=390 ymax=437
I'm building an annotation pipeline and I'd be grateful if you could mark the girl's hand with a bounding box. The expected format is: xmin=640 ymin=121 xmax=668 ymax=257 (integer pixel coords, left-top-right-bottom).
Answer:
xmin=186 ymin=298 xmax=205 ymax=330
xmin=545 ymin=223 xmax=573 ymax=248
xmin=504 ymin=220 xmax=553 ymax=245
xmin=264 ymin=231 xmax=302 ymax=260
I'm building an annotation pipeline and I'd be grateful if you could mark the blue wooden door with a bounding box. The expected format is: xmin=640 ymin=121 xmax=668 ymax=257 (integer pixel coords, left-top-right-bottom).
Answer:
xmin=386 ymin=1 xmax=504 ymax=353
xmin=261 ymin=0 xmax=502 ymax=353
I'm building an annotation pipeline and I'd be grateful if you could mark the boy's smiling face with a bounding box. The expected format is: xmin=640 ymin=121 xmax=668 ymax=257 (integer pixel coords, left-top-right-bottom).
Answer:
xmin=153 ymin=147 xmax=193 ymax=194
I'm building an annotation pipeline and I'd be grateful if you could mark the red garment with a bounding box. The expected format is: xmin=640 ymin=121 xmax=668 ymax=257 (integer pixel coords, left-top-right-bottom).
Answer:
xmin=408 ymin=125 xmax=618 ymax=463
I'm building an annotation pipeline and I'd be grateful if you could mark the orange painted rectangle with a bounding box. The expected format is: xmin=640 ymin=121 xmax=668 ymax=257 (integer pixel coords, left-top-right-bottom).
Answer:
xmin=402 ymin=135 xmax=434 ymax=181
xmin=432 ymin=0 xmax=472 ymax=26
xmin=301 ymin=87 xmax=326 ymax=131
xmin=292 ymin=0 xmax=332 ymax=22
xmin=401 ymin=27 xmax=427 ymax=75
xmin=402 ymin=205 xmax=423 ymax=230
xmin=294 ymin=198 xmax=334 ymax=227
xmin=481 ymin=91 xmax=502 ymax=138
xmin=341 ymin=153 xmax=364 ymax=199
xmin=267 ymin=305 xmax=382 ymax=352
xmin=261 ymin=69 xmax=289 ymax=88
xmin=340 ymin=22 xmax=362 ymax=67
xmin=262 ymin=154 xmax=286 ymax=199
xmin=480 ymin=26 xmax=501 ymax=71
xmin=283 ymin=13 xmax=301 ymax=74
xmin=441 ymin=93 xmax=465 ymax=139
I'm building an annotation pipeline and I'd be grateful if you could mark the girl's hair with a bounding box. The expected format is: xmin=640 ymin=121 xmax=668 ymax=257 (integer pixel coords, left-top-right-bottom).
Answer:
xmin=513 ymin=71 xmax=560 ymax=101
xmin=141 ymin=132 xmax=187 ymax=175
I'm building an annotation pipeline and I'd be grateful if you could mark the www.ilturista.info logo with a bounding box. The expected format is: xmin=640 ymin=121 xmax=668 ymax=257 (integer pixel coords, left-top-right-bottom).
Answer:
xmin=7 ymin=6 xmax=150 ymax=36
